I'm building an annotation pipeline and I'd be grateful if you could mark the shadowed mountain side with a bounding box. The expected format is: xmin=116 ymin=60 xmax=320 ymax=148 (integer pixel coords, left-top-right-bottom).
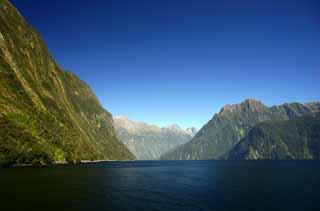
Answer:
xmin=227 ymin=112 xmax=320 ymax=160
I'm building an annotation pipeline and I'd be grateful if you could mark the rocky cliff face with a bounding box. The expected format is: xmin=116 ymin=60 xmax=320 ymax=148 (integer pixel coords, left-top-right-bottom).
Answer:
xmin=114 ymin=116 xmax=196 ymax=160
xmin=228 ymin=112 xmax=320 ymax=160
xmin=161 ymin=99 xmax=320 ymax=160
xmin=0 ymin=0 xmax=134 ymax=166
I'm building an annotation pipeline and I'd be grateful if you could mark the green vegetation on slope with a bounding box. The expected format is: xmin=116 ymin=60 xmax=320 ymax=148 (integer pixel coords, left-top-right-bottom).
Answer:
xmin=227 ymin=113 xmax=320 ymax=160
xmin=0 ymin=0 xmax=134 ymax=166
xmin=161 ymin=99 xmax=320 ymax=160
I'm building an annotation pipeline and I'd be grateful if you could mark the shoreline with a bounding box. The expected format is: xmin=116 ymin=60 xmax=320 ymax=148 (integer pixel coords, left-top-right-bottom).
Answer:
xmin=7 ymin=159 xmax=320 ymax=168
xmin=9 ymin=159 xmax=136 ymax=168
xmin=80 ymin=159 xmax=136 ymax=163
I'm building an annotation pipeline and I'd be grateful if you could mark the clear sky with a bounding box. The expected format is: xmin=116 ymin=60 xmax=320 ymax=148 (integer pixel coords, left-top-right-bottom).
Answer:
xmin=10 ymin=0 xmax=320 ymax=129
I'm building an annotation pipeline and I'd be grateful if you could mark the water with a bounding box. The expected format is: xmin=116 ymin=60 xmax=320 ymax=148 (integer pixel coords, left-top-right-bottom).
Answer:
xmin=1 ymin=160 xmax=320 ymax=211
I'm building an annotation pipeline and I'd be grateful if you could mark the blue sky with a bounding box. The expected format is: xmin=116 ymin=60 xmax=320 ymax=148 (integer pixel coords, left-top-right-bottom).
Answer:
xmin=10 ymin=0 xmax=320 ymax=129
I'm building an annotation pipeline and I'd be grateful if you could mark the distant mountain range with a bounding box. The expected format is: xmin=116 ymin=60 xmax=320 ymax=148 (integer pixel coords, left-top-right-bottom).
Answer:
xmin=114 ymin=116 xmax=197 ymax=160
xmin=114 ymin=116 xmax=196 ymax=160
xmin=0 ymin=0 xmax=134 ymax=166
xmin=161 ymin=99 xmax=320 ymax=160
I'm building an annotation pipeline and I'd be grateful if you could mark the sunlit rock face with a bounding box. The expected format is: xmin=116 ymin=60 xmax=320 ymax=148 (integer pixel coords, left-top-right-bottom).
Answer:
xmin=161 ymin=99 xmax=320 ymax=160
xmin=114 ymin=116 xmax=197 ymax=160
xmin=0 ymin=0 xmax=134 ymax=166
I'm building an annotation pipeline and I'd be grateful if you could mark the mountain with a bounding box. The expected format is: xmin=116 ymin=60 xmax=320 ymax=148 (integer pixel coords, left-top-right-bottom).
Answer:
xmin=113 ymin=116 xmax=196 ymax=160
xmin=227 ymin=112 xmax=320 ymax=160
xmin=161 ymin=99 xmax=320 ymax=160
xmin=0 ymin=0 xmax=134 ymax=166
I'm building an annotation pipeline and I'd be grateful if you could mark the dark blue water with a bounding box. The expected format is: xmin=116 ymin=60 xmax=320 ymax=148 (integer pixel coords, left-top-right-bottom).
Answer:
xmin=1 ymin=161 xmax=320 ymax=211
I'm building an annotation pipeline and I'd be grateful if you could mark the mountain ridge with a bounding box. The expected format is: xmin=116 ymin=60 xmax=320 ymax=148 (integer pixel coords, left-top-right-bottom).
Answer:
xmin=161 ymin=99 xmax=320 ymax=160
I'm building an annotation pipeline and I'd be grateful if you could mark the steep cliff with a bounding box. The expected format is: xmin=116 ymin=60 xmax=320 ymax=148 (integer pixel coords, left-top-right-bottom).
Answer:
xmin=0 ymin=0 xmax=134 ymax=166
